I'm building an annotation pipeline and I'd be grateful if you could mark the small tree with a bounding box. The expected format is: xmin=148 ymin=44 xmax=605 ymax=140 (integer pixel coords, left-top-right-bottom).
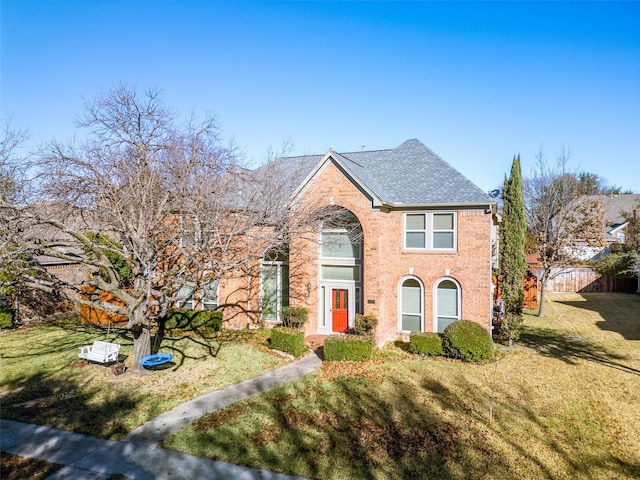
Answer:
xmin=525 ymin=148 xmax=607 ymax=317
xmin=496 ymin=155 xmax=526 ymax=344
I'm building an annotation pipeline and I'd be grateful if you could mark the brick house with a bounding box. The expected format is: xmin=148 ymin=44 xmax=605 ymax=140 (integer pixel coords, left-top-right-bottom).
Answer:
xmin=206 ymin=139 xmax=497 ymax=345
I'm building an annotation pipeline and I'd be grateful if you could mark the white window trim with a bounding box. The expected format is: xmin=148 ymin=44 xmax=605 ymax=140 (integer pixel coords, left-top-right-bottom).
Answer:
xmin=397 ymin=275 xmax=424 ymax=333
xmin=403 ymin=212 xmax=457 ymax=251
xmin=433 ymin=277 xmax=462 ymax=333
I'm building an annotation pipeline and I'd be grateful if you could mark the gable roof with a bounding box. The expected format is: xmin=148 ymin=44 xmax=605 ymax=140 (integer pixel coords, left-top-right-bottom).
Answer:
xmin=585 ymin=194 xmax=640 ymax=226
xmin=287 ymin=139 xmax=493 ymax=208
xmin=583 ymin=194 xmax=640 ymax=242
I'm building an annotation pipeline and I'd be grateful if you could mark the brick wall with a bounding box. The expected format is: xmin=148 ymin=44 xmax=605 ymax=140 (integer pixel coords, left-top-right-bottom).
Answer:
xmin=293 ymin=161 xmax=494 ymax=345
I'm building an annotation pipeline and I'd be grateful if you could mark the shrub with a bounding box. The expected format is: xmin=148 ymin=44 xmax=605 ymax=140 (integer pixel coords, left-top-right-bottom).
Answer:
xmin=270 ymin=326 xmax=305 ymax=357
xmin=324 ymin=334 xmax=374 ymax=361
xmin=409 ymin=332 xmax=443 ymax=356
xmin=352 ymin=313 xmax=378 ymax=336
xmin=442 ymin=320 xmax=494 ymax=362
xmin=0 ymin=308 xmax=13 ymax=329
xmin=280 ymin=306 xmax=309 ymax=329
xmin=165 ymin=309 xmax=223 ymax=332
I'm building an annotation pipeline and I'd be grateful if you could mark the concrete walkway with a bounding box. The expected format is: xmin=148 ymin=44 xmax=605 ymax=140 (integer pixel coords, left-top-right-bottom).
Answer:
xmin=1 ymin=351 xmax=323 ymax=479
xmin=126 ymin=350 xmax=322 ymax=444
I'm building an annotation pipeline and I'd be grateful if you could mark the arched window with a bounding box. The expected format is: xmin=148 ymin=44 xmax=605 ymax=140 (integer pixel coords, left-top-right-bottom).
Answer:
xmin=399 ymin=277 xmax=423 ymax=332
xmin=435 ymin=279 xmax=460 ymax=333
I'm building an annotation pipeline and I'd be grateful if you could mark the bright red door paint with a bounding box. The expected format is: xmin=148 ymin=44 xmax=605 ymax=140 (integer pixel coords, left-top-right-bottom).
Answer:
xmin=332 ymin=289 xmax=348 ymax=333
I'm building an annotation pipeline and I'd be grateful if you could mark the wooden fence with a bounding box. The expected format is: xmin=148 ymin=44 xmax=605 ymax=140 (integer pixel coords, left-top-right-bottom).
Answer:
xmin=493 ymin=272 xmax=538 ymax=309
xmin=80 ymin=287 xmax=128 ymax=325
xmin=529 ymin=267 xmax=638 ymax=293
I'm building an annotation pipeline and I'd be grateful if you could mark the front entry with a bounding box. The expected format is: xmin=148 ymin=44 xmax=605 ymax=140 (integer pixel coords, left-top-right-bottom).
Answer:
xmin=332 ymin=288 xmax=349 ymax=333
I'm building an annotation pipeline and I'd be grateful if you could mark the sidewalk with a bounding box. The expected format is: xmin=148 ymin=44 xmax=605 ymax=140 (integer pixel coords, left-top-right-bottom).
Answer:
xmin=1 ymin=351 xmax=322 ymax=479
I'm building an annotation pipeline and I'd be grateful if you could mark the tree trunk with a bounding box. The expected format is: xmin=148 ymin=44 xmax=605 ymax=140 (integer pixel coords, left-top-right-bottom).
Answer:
xmin=537 ymin=278 xmax=547 ymax=318
xmin=132 ymin=322 xmax=151 ymax=373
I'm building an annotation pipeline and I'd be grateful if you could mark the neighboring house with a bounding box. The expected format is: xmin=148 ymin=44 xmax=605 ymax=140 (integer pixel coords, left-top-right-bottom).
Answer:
xmin=528 ymin=194 xmax=640 ymax=294
xmin=563 ymin=194 xmax=640 ymax=261
xmin=199 ymin=139 xmax=497 ymax=345
xmin=591 ymin=194 xmax=640 ymax=252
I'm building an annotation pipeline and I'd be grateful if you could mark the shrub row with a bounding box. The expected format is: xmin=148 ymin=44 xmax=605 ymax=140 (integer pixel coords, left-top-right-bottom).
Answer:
xmin=165 ymin=308 xmax=223 ymax=332
xmin=410 ymin=320 xmax=495 ymax=362
xmin=270 ymin=326 xmax=305 ymax=357
xmin=324 ymin=334 xmax=374 ymax=361
xmin=409 ymin=332 xmax=443 ymax=356
xmin=442 ymin=320 xmax=494 ymax=362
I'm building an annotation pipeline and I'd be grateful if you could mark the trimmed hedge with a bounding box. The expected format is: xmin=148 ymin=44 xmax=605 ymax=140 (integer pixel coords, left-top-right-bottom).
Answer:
xmin=324 ymin=334 xmax=374 ymax=361
xmin=165 ymin=308 xmax=223 ymax=332
xmin=442 ymin=320 xmax=494 ymax=362
xmin=409 ymin=332 xmax=443 ymax=356
xmin=0 ymin=308 xmax=13 ymax=329
xmin=270 ymin=327 xmax=305 ymax=357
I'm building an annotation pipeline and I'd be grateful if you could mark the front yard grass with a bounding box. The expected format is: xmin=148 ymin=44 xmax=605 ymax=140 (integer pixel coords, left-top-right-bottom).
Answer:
xmin=0 ymin=318 xmax=287 ymax=439
xmin=165 ymin=293 xmax=640 ymax=480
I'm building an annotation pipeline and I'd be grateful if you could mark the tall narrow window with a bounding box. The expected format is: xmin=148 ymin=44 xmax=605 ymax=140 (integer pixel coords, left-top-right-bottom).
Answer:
xmin=436 ymin=279 xmax=460 ymax=333
xmin=260 ymin=262 xmax=289 ymax=321
xmin=400 ymin=277 xmax=423 ymax=332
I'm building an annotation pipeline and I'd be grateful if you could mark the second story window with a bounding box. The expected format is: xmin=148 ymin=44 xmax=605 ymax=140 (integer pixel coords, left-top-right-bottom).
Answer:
xmin=404 ymin=212 xmax=456 ymax=250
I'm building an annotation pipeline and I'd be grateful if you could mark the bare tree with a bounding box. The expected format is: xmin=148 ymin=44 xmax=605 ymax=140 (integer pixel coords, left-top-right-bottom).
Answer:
xmin=1 ymin=85 xmax=274 ymax=371
xmin=3 ymin=85 xmax=342 ymax=372
xmin=1 ymin=122 xmax=31 ymax=304
xmin=525 ymin=148 xmax=607 ymax=317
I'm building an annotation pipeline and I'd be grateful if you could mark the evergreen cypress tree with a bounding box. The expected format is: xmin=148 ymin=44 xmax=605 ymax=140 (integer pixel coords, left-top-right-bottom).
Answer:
xmin=497 ymin=155 xmax=527 ymax=345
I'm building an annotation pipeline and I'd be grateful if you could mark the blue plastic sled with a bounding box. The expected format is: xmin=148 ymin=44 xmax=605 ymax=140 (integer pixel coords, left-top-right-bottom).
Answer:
xmin=140 ymin=353 xmax=174 ymax=368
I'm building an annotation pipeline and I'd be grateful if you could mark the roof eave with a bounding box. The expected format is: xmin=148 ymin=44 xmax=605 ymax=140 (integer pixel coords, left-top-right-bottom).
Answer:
xmin=381 ymin=201 xmax=497 ymax=210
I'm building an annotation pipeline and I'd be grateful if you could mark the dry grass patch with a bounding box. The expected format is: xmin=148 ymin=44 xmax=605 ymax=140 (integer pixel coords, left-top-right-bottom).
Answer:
xmin=0 ymin=319 xmax=287 ymax=439
xmin=165 ymin=293 xmax=640 ymax=479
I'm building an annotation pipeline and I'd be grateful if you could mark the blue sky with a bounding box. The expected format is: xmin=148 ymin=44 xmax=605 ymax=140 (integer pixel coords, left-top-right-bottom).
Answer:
xmin=2 ymin=1 xmax=639 ymax=193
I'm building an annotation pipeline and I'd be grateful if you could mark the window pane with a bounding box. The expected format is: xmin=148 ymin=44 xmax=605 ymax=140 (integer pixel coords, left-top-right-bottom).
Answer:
xmin=402 ymin=314 xmax=421 ymax=332
xmin=178 ymin=285 xmax=194 ymax=309
xmin=433 ymin=232 xmax=454 ymax=249
xmin=261 ymin=265 xmax=278 ymax=320
xmin=321 ymin=265 xmax=360 ymax=281
xmin=402 ymin=282 xmax=421 ymax=314
xmin=202 ymin=280 xmax=218 ymax=310
xmin=320 ymin=286 xmax=326 ymax=327
xmin=280 ymin=265 xmax=289 ymax=308
xmin=437 ymin=316 xmax=456 ymax=333
xmin=406 ymin=214 xmax=426 ymax=230
xmin=322 ymin=232 xmax=360 ymax=258
xmin=406 ymin=232 xmax=426 ymax=248
xmin=433 ymin=213 xmax=454 ymax=230
xmin=437 ymin=282 xmax=458 ymax=317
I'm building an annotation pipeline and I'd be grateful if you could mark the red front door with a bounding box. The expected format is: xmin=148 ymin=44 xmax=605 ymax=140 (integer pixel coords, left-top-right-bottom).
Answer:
xmin=332 ymin=289 xmax=349 ymax=333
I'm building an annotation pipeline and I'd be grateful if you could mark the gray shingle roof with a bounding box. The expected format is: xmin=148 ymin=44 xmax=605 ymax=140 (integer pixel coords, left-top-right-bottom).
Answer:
xmin=280 ymin=139 xmax=493 ymax=207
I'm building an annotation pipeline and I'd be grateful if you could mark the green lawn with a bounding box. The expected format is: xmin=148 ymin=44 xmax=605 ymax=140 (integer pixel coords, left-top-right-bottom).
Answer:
xmin=0 ymin=318 xmax=287 ymax=439
xmin=164 ymin=293 xmax=640 ymax=480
